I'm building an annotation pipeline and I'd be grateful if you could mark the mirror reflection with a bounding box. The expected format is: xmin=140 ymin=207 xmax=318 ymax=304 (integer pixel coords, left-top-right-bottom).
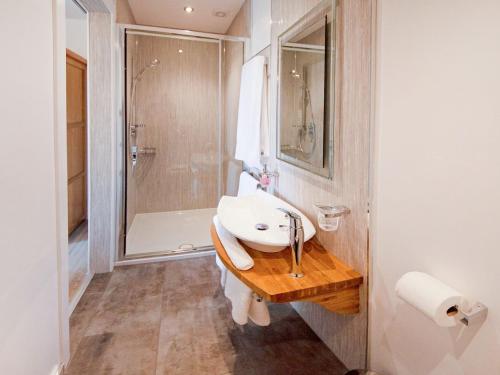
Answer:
xmin=277 ymin=5 xmax=333 ymax=178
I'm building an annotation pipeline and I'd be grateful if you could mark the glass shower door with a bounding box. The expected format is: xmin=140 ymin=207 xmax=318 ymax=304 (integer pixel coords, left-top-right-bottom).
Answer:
xmin=124 ymin=31 xmax=221 ymax=257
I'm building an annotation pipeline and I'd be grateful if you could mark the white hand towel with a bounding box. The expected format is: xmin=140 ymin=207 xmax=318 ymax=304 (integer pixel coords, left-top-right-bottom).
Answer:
xmin=235 ymin=56 xmax=266 ymax=169
xmin=224 ymin=272 xmax=271 ymax=326
xmin=224 ymin=272 xmax=253 ymax=325
xmin=237 ymin=171 xmax=259 ymax=197
xmin=213 ymin=216 xmax=254 ymax=271
xmin=260 ymin=64 xmax=270 ymax=160
xmin=215 ymin=255 xmax=227 ymax=288
xmin=248 ymin=294 xmax=271 ymax=326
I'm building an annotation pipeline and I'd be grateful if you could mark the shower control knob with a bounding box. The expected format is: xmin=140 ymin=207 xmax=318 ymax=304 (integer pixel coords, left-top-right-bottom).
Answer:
xmin=130 ymin=123 xmax=146 ymax=129
xmin=130 ymin=123 xmax=146 ymax=137
xmin=131 ymin=145 xmax=138 ymax=167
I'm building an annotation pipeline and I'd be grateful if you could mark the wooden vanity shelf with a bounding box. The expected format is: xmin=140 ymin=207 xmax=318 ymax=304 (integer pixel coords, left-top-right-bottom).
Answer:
xmin=211 ymin=225 xmax=363 ymax=315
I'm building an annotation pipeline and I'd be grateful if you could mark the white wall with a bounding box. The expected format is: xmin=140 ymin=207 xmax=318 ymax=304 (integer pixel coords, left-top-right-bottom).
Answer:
xmin=66 ymin=18 xmax=87 ymax=58
xmin=250 ymin=0 xmax=271 ymax=56
xmin=66 ymin=0 xmax=87 ymax=58
xmin=0 ymin=0 xmax=63 ymax=374
xmin=370 ymin=0 xmax=500 ymax=374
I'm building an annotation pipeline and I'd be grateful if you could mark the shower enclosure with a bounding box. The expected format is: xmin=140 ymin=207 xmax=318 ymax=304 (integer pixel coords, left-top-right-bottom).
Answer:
xmin=119 ymin=26 xmax=245 ymax=258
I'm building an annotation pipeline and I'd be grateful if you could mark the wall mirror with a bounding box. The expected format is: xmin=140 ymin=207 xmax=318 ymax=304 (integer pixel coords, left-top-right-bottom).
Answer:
xmin=277 ymin=2 xmax=335 ymax=178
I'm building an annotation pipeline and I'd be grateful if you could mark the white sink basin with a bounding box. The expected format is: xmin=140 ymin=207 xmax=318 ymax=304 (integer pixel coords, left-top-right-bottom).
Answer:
xmin=217 ymin=190 xmax=316 ymax=252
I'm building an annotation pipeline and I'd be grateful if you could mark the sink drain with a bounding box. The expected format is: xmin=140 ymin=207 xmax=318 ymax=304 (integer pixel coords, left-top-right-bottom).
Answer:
xmin=255 ymin=223 xmax=269 ymax=231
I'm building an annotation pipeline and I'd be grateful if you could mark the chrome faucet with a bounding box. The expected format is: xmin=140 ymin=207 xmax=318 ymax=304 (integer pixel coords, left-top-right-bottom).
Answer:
xmin=277 ymin=208 xmax=304 ymax=278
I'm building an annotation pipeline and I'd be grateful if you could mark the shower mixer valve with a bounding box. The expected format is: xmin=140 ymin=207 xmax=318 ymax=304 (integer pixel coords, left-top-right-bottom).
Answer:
xmin=131 ymin=145 xmax=138 ymax=167
xmin=130 ymin=123 xmax=145 ymax=137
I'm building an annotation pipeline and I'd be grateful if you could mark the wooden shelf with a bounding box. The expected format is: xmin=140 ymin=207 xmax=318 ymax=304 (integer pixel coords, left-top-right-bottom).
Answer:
xmin=211 ymin=225 xmax=363 ymax=315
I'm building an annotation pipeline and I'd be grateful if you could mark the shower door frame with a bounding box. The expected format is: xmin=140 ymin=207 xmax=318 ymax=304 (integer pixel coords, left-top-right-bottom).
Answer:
xmin=116 ymin=24 xmax=247 ymax=262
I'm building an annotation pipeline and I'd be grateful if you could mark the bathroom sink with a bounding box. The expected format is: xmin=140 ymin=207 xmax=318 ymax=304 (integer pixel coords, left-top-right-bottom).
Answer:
xmin=217 ymin=190 xmax=316 ymax=252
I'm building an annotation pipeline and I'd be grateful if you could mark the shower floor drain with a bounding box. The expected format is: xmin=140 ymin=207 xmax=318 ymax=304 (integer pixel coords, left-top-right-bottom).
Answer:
xmin=165 ymin=244 xmax=196 ymax=254
xmin=178 ymin=243 xmax=195 ymax=250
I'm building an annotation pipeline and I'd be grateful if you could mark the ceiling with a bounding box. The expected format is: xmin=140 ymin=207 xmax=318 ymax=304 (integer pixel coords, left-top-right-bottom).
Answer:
xmin=127 ymin=0 xmax=245 ymax=34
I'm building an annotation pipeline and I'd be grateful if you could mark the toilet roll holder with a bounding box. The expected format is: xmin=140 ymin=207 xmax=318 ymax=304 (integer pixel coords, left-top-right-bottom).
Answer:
xmin=448 ymin=302 xmax=488 ymax=326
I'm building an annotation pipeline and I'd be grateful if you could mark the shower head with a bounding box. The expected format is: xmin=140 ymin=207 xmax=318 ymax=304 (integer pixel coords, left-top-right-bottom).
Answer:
xmin=290 ymin=69 xmax=301 ymax=79
xmin=290 ymin=52 xmax=301 ymax=79
xmin=149 ymin=58 xmax=160 ymax=68
xmin=133 ymin=58 xmax=160 ymax=82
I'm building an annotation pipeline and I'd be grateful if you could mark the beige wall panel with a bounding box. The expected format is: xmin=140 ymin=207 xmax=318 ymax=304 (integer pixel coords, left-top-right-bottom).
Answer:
xmin=87 ymin=11 xmax=113 ymax=272
xmin=222 ymin=40 xmax=244 ymax=195
xmin=116 ymin=0 xmax=136 ymax=24
xmin=125 ymin=34 xmax=136 ymax=232
xmin=221 ymin=2 xmax=250 ymax=195
xmin=226 ymin=1 xmax=251 ymax=37
xmin=127 ymin=35 xmax=219 ymax=214
xmin=269 ymin=0 xmax=373 ymax=368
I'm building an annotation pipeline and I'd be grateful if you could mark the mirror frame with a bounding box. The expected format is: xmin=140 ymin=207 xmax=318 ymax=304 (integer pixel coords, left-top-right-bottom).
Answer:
xmin=276 ymin=0 xmax=336 ymax=179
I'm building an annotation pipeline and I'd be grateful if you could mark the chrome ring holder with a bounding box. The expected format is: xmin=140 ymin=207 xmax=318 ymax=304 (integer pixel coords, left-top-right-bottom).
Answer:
xmin=314 ymin=204 xmax=350 ymax=231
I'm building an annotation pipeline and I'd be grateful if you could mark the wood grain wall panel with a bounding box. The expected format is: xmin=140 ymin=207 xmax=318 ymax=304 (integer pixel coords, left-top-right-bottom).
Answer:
xmin=125 ymin=34 xmax=136 ymax=232
xmin=226 ymin=1 xmax=251 ymax=37
xmin=222 ymin=4 xmax=250 ymax=195
xmin=222 ymin=40 xmax=244 ymax=195
xmin=126 ymin=35 xmax=219 ymax=214
xmin=116 ymin=0 xmax=136 ymax=24
xmin=269 ymin=0 xmax=373 ymax=368
xmin=88 ymin=11 xmax=113 ymax=273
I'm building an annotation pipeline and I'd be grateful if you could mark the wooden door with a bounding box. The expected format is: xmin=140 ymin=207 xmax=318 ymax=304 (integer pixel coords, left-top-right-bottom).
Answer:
xmin=66 ymin=49 xmax=87 ymax=234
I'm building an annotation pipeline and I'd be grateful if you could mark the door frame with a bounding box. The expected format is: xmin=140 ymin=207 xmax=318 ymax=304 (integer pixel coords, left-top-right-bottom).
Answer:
xmin=53 ymin=0 xmax=116 ymax=366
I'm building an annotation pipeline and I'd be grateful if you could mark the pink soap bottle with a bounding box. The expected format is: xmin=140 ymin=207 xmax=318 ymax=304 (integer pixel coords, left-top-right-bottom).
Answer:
xmin=260 ymin=173 xmax=271 ymax=187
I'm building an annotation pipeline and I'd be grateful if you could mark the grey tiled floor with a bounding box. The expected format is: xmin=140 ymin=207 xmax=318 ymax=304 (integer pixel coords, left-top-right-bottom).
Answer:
xmin=66 ymin=256 xmax=347 ymax=375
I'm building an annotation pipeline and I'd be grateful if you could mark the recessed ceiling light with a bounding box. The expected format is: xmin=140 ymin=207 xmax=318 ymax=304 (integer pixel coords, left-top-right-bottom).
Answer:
xmin=214 ymin=11 xmax=226 ymax=18
xmin=178 ymin=49 xmax=183 ymax=53
xmin=184 ymin=6 xmax=194 ymax=13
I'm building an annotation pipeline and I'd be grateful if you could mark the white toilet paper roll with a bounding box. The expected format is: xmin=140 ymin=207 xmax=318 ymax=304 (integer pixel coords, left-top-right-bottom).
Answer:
xmin=395 ymin=272 xmax=468 ymax=327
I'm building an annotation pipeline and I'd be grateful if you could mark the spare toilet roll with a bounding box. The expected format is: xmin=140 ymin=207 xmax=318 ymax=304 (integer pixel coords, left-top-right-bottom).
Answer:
xmin=395 ymin=271 xmax=468 ymax=327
